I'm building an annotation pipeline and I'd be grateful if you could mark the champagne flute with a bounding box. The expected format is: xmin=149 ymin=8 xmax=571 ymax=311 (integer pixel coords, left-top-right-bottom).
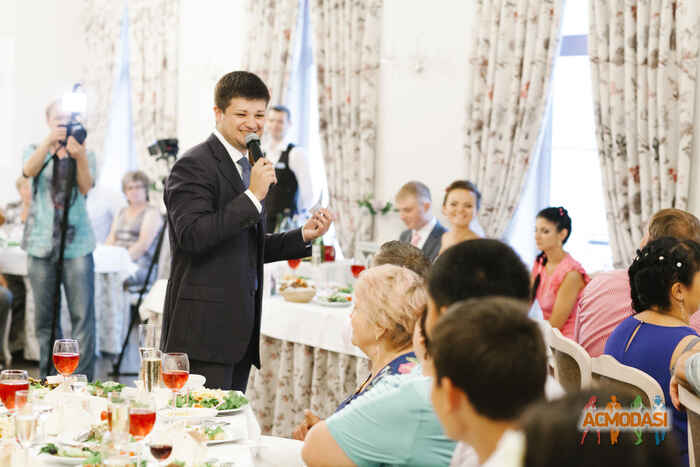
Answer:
xmin=162 ymin=353 xmax=189 ymax=408
xmin=140 ymin=348 xmax=162 ymax=392
xmin=52 ymin=339 xmax=80 ymax=389
xmin=0 ymin=369 xmax=29 ymax=410
xmin=15 ymin=405 xmax=37 ymax=467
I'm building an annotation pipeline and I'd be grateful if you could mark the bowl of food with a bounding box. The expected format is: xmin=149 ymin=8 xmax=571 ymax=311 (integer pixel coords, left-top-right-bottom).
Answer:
xmin=280 ymin=276 xmax=316 ymax=303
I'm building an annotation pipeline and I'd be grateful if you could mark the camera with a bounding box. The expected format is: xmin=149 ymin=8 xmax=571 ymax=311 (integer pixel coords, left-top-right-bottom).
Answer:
xmin=59 ymin=120 xmax=87 ymax=145
xmin=148 ymin=138 xmax=179 ymax=161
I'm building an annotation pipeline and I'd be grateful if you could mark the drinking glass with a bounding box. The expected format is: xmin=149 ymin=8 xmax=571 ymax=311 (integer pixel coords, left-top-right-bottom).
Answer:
xmin=28 ymin=388 xmax=52 ymax=442
xmin=108 ymin=392 xmax=130 ymax=446
xmin=0 ymin=369 xmax=29 ymax=410
xmin=15 ymin=404 xmax=37 ymax=467
xmin=162 ymin=353 xmax=189 ymax=408
xmin=138 ymin=324 xmax=159 ymax=351
xmin=350 ymin=259 xmax=366 ymax=279
xmin=14 ymin=390 xmax=28 ymax=410
xmin=287 ymin=258 xmax=301 ymax=270
xmin=140 ymin=348 xmax=162 ymax=392
xmin=148 ymin=428 xmax=174 ymax=465
xmin=69 ymin=374 xmax=88 ymax=393
xmin=53 ymin=339 xmax=80 ymax=389
xmin=128 ymin=393 xmax=156 ymax=441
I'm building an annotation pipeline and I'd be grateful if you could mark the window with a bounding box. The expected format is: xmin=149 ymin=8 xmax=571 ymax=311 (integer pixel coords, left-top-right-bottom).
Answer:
xmin=506 ymin=2 xmax=613 ymax=273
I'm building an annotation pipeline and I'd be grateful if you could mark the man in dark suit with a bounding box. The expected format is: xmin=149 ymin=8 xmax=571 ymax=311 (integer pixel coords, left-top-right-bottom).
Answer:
xmin=396 ymin=181 xmax=446 ymax=262
xmin=160 ymin=71 xmax=332 ymax=390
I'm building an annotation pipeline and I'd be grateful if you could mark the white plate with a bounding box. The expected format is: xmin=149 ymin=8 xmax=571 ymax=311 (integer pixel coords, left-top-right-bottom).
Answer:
xmin=35 ymin=452 xmax=92 ymax=465
xmin=217 ymin=402 xmax=249 ymax=415
xmin=159 ymin=407 xmax=218 ymax=423
xmin=313 ymin=297 xmax=352 ymax=307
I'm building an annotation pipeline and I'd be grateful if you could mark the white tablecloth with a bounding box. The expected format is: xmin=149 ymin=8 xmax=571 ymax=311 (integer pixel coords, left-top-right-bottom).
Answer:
xmin=0 ymin=245 xmax=138 ymax=358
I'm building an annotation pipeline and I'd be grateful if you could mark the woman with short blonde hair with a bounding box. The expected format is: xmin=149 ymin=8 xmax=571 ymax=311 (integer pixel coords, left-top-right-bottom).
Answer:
xmin=293 ymin=264 xmax=425 ymax=440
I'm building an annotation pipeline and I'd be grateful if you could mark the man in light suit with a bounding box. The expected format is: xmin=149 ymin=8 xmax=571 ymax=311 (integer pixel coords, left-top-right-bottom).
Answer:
xmin=160 ymin=71 xmax=332 ymax=390
xmin=396 ymin=181 xmax=446 ymax=262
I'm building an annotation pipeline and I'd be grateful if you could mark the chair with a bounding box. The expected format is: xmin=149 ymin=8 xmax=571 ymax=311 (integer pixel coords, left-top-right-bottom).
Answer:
xmin=679 ymin=385 xmax=700 ymax=467
xmin=591 ymin=354 xmax=665 ymax=407
xmin=547 ymin=325 xmax=592 ymax=392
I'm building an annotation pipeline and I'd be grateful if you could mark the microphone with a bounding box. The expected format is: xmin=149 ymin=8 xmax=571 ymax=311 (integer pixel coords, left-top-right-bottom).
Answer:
xmin=245 ymin=133 xmax=264 ymax=162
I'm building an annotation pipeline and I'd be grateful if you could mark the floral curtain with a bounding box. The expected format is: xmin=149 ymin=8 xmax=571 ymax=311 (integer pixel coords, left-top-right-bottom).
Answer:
xmin=589 ymin=0 xmax=699 ymax=267
xmin=81 ymin=1 xmax=122 ymax=158
xmin=128 ymin=0 xmax=179 ymax=187
xmin=312 ymin=0 xmax=382 ymax=257
xmin=242 ymin=0 xmax=300 ymax=104
xmin=464 ymin=0 xmax=564 ymax=238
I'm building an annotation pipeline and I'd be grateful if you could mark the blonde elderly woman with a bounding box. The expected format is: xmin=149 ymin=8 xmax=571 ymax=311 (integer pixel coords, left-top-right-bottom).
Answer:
xmin=105 ymin=170 xmax=162 ymax=289
xmin=293 ymin=264 xmax=426 ymax=440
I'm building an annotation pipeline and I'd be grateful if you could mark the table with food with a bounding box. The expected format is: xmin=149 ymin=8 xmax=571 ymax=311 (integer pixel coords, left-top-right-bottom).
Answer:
xmin=0 ymin=337 xmax=304 ymax=466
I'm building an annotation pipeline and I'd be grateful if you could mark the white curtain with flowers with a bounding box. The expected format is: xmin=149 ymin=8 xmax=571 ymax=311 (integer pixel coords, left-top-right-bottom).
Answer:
xmin=589 ymin=0 xmax=699 ymax=267
xmin=242 ymin=0 xmax=300 ymax=105
xmin=128 ymin=0 xmax=179 ymax=186
xmin=464 ymin=0 xmax=564 ymax=238
xmin=311 ymin=0 xmax=382 ymax=257
xmin=81 ymin=1 xmax=122 ymax=157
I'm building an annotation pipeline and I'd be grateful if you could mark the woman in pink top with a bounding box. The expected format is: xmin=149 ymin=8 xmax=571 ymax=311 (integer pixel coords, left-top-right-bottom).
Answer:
xmin=531 ymin=207 xmax=590 ymax=338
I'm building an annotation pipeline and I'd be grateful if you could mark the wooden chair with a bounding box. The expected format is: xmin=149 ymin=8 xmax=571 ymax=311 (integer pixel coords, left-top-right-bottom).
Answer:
xmin=547 ymin=325 xmax=592 ymax=392
xmin=591 ymin=354 xmax=665 ymax=407
xmin=679 ymin=385 xmax=700 ymax=467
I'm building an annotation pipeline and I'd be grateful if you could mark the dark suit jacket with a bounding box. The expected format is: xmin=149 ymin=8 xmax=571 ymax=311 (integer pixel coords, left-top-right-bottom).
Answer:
xmin=399 ymin=220 xmax=447 ymax=262
xmin=160 ymin=134 xmax=310 ymax=368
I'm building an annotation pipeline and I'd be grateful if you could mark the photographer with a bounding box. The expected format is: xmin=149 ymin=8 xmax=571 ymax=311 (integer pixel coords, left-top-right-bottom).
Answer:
xmin=22 ymin=98 xmax=97 ymax=380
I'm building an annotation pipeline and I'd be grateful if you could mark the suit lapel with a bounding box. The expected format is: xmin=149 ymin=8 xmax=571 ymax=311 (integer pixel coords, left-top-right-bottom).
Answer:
xmin=207 ymin=134 xmax=245 ymax=194
xmin=423 ymin=223 xmax=441 ymax=252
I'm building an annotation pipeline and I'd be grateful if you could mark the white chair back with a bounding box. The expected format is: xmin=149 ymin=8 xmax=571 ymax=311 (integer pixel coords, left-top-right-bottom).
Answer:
xmin=591 ymin=354 xmax=665 ymax=407
xmin=679 ymin=385 xmax=700 ymax=467
xmin=547 ymin=326 xmax=592 ymax=392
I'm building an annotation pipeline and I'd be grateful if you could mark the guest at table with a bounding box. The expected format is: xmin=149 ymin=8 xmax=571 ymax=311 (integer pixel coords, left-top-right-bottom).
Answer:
xmin=371 ymin=240 xmax=431 ymax=277
xmin=438 ymin=180 xmax=481 ymax=256
xmin=3 ymin=176 xmax=32 ymax=227
xmin=292 ymin=264 xmax=425 ymax=441
xmin=428 ymin=297 xmax=547 ymax=467
xmin=531 ymin=206 xmax=589 ymax=339
xmin=605 ymin=237 xmax=700 ymax=466
xmin=105 ymin=170 xmax=162 ymax=290
xmin=22 ymin=98 xmax=97 ymax=380
xmin=396 ymin=181 xmax=446 ymax=262
xmin=575 ymin=208 xmax=700 ymax=356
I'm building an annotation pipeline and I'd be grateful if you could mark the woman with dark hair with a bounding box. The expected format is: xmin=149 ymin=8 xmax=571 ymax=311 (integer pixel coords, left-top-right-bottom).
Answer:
xmin=438 ymin=180 xmax=481 ymax=255
xmin=605 ymin=237 xmax=700 ymax=466
xmin=531 ymin=206 xmax=589 ymax=338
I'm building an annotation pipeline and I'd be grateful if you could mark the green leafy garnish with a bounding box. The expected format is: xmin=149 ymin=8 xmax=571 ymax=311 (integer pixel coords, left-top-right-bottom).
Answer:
xmin=205 ymin=425 xmax=225 ymax=440
xmin=40 ymin=443 xmax=58 ymax=455
xmin=338 ymin=286 xmax=353 ymax=294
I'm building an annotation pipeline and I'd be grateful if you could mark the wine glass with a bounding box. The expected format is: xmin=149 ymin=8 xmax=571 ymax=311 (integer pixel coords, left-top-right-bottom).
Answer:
xmin=128 ymin=392 xmax=156 ymax=440
xmin=350 ymin=257 xmax=366 ymax=279
xmin=69 ymin=374 xmax=88 ymax=393
xmin=53 ymin=339 xmax=80 ymax=389
xmin=287 ymin=258 xmax=302 ymax=270
xmin=162 ymin=353 xmax=189 ymax=408
xmin=0 ymin=369 xmax=29 ymax=410
xmin=15 ymin=405 xmax=37 ymax=467
xmin=148 ymin=428 xmax=173 ymax=465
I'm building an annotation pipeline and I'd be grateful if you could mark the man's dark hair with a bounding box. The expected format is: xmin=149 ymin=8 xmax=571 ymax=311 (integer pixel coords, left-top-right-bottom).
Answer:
xmin=431 ymin=297 xmax=547 ymax=420
xmin=520 ymin=389 xmax=681 ymax=467
xmin=214 ymin=71 xmax=270 ymax=111
xmin=427 ymin=239 xmax=530 ymax=310
xmin=372 ymin=241 xmax=431 ymax=277
xmin=270 ymin=104 xmax=291 ymax=121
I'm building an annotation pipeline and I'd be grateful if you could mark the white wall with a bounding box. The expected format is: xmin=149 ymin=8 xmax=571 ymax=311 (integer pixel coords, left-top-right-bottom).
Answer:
xmin=374 ymin=0 xmax=474 ymax=244
xmin=0 ymin=0 xmax=87 ymax=204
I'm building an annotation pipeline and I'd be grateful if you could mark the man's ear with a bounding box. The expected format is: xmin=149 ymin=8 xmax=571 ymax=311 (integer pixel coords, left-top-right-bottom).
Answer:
xmin=443 ymin=377 xmax=465 ymax=413
xmin=213 ymin=106 xmax=223 ymax=122
xmin=439 ymin=305 xmax=448 ymax=316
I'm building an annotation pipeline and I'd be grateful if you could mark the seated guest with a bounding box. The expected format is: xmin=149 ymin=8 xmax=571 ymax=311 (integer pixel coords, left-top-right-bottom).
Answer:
xmin=3 ymin=176 xmax=31 ymax=227
xmin=292 ymin=264 xmax=426 ymax=441
xmin=105 ymin=170 xmax=162 ymax=290
xmin=576 ymin=208 xmax=700 ymax=356
xmin=671 ymin=349 xmax=700 ymax=411
xmin=371 ymin=240 xmax=431 ymax=277
xmin=531 ymin=206 xmax=589 ymax=339
xmin=605 ymin=237 xmax=700 ymax=466
xmin=521 ymin=390 xmax=682 ymax=467
xmin=428 ymin=297 xmax=547 ymax=467
xmin=438 ymin=180 xmax=481 ymax=256
xmin=396 ymin=181 xmax=446 ymax=262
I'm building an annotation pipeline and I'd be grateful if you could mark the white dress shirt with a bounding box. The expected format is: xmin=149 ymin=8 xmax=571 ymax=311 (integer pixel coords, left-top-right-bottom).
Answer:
xmin=411 ymin=217 xmax=437 ymax=250
xmin=213 ymin=129 xmax=262 ymax=213
xmin=261 ymin=138 xmax=316 ymax=211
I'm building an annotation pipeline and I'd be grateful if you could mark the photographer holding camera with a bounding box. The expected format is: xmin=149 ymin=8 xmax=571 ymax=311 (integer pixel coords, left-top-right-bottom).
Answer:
xmin=21 ymin=98 xmax=97 ymax=380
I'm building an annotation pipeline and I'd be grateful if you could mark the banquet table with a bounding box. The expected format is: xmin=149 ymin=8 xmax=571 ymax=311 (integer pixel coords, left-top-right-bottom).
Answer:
xmin=140 ymin=261 xmax=371 ymax=437
xmin=0 ymin=244 xmax=137 ymax=359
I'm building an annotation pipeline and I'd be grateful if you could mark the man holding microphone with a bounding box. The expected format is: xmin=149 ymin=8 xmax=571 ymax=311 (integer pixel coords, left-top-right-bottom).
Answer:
xmin=160 ymin=71 xmax=332 ymax=390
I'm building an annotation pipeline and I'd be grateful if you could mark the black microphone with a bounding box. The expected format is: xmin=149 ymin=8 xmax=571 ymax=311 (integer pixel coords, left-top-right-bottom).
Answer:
xmin=245 ymin=133 xmax=264 ymax=162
